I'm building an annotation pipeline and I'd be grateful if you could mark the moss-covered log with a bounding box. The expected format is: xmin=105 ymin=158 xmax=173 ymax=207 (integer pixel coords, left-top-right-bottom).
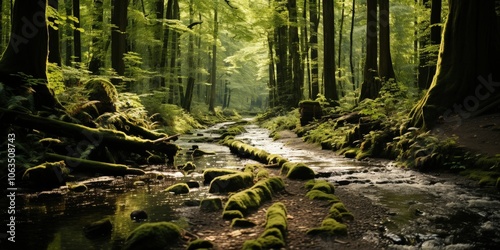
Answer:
xmin=45 ymin=153 xmax=145 ymax=176
xmin=2 ymin=109 xmax=179 ymax=163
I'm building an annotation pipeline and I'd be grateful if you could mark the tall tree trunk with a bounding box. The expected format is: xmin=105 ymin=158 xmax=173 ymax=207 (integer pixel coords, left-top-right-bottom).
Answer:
xmin=88 ymin=0 xmax=104 ymax=74
xmin=64 ymin=0 xmax=73 ymax=66
xmin=323 ymin=0 xmax=338 ymax=104
xmin=309 ymin=0 xmax=319 ymax=99
xmin=183 ymin=0 xmax=196 ymax=111
xmin=274 ymin=1 xmax=288 ymax=108
xmin=349 ymin=0 xmax=356 ymax=92
xmin=208 ymin=2 xmax=218 ymax=113
xmin=73 ymin=0 xmax=81 ymax=63
xmin=48 ymin=0 xmax=61 ymax=65
xmin=0 ymin=0 xmax=3 ymax=50
xmin=301 ymin=0 xmax=310 ymax=99
xmin=0 ymin=0 xmax=59 ymax=110
xmin=378 ymin=0 xmax=396 ymax=81
xmin=417 ymin=0 xmax=441 ymax=89
xmin=111 ymin=0 xmax=128 ymax=77
xmin=267 ymin=31 xmax=277 ymax=108
xmin=288 ymin=0 xmax=303 ymax=107
xmin=359 ymin=0 xmax=380 ymax=101
xmin=410 ymin=0 xmax=500 ymax=128
xmin=338 ymin=0 xmax=346 ymax=97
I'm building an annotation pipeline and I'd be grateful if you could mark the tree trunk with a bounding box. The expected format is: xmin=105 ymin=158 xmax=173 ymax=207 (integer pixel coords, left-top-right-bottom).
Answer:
xmin=64 ymin=0 xmax=73 ymax=66
xmin=73 ymin=0 xmax=81 ymax=63
xmin=0 ymin=0 xmax=59 ymax=110
xmin=349 ymin=0 xmax=356 ymax=92
xmin=359 ymin=0 xmax=380 ymax=101
xmin=417 ymin=0 xmax=441 ymax=89
xmin=410 ymin=0 xmax=500 ymax=128
xmin=88 ymin=0 xmax=104 ymax=74
xmin=48 ymin=0 xmax=61 ymax=65
xmin=267 ymin=31 xmax=277 ymax=108
xmin=288 ymin=0 xmax=303 ymax=107
xmin=338 ymin=0 xmax=346 ymax=97
xmin=310 ymin=0 xmax=319 ymax=99
xmin=111 ymin=0 xmax=128 ymax=77
xmin=183 ymin=0 xmax=196 ymax=111
xmin=323 ymin=0 xmax=338 ymax=104
xmin=208 ymin=3 xmax=218 ymax=112
xmin=378 ymin=0 xmax=396 ymax=81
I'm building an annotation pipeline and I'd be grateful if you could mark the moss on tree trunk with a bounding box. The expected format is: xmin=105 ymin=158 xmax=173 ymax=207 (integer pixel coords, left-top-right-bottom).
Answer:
xmin=410 ymin=0 xmax=500 ymax=128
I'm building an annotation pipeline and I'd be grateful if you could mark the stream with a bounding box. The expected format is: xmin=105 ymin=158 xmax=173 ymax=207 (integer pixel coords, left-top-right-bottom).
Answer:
xmin=6 ymin=122 xmax=500 ymax=250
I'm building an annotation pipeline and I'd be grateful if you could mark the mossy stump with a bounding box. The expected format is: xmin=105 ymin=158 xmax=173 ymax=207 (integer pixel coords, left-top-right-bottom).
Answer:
xmin=299 ymin=100 xmax=322 ymax=126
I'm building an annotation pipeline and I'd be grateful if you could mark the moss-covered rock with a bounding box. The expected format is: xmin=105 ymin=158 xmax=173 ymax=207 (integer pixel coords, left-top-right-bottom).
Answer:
xmin=242 ymin=203 xmax=288 ymax=249
xmin=200 ymin=198 xmax=223 ymax=212
xmin=265 ymin=202 xmax=288 ymax=234
xmin=187 ymin=239 xmax=214 ymax=250
xmin=130 ymin=210 xmax=148 ymax=221
xmin=123 ymin=222 xmax=182 ymax=250
xmin=306 ymin=218 xmax=348 ymax=236
xmin=209 ymin=172 xmax=254 ymax=193
xmin=286 ymin=163 xmax=315 ymax=180
xmin=83 ymin=218 xmax=112 ymax=239
xmin=223 ymin=177 xmax=285 ymax=216
xmin=203 ymin=168 xmax=239 ymax=184
xmin=165 ymin=183 xmax=190 ymax=195
xmin=309 ymin=180 xmax=335 ymax=194
xmin=306 ymin=190 xmax=340 ymax=202
xmin=178 ymin=161 xmax=196 ymax=172
xmin=231 ymin=218 xmax=257 ymax=228
xmin=22 ymin=161 xmax=68 ymax=190
xmin=279 ymin=162 xmax=296 ymax=176
xmin=222 ymin=210 xmax=244 ymax=220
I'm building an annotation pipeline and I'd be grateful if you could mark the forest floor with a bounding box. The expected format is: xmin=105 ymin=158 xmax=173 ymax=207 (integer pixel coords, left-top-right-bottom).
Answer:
xmin=184 ymin=113 xmax=500 ymax=249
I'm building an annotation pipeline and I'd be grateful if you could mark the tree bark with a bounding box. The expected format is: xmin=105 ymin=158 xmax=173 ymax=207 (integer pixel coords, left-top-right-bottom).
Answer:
xmin=359 ymin=0 xmax=380 ymax=101
xmin=73 ymin=0 xmax=81 ymax=63
xmin=88 ymin=0 xmax=104 ymax=74
xmin=418 ymin=0 xmax=441 ymax=89
xmin=111 ymin=0 xmax=129 ymax=77
xmin=378 ymin=0 xmax=395 ymax=81
xmin=410 ymin=0 xmax=500 ymax=128
xmin=183 ymin=0 xmax=196 ymax=111
xmin=48 ymin=0 xmax=61 ymax=65
xmin=0 ymin=0 xmax=59 ymax=110
xmin=349 ymin=0 xmax=356 ymax=92
xmin=338 ymin=0 xmax=346 ymax=97
xmin=323 ymin=0 xmax=338 ymax=103
xmin=288 ymin=0 xmax=303 ymax=107
xmin=208 ymin=2 xmax=218 ymax=112
xmin=309 ymin=0 xmax=320 ymax=99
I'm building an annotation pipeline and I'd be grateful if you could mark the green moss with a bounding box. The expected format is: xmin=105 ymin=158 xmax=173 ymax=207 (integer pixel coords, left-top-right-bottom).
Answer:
xmin=286 ymin=163 xmax=315 ymax=180
xmin=179 ymin=161 xmax=196 ymax=172
xmin=231 ymin=218 xmax=257 ymax=228
xmin=265 ymin=202 xmax=287 ymax=234
xmin=187 ymin=239 xmax=214 ymax=250
xmin=331 ymin=202 xmax=348 ymax=213
xmin=222 ymin=210 xmax=244 ymax=220
xmin=310 ymin=180 xmax=335 ymax=194
xmin=200 ymin=198 xmax=223 ymax=212
xmin=280 ymin=162 xmax=296 ymax=176
xmin=461 ymin=170 xmax=500 ymax=187
xmin=123 ymin=222 xmax=182 ymax=250
xmin=165 ymin=183 xmax=190 ymax=195
xmin=22 ymin=161 xmax=68 ymax=189
xmin=306 ymin=190 xmax=340 ymax=202
xmin=256 ymin=169 xmax=269 ymax=180
xmin=474 ymin=156 xmax=500 ymax=169
xmin=203 ymin=168 xmax=239 ymax=184
xmin=257 ymin=235 xmax=285 ymax=249
xmin=260 ymin=228 xmax=284 ymax=242
xmin=241 ymin=240 xmax=262 ymax=250
xmin=209 ymin=172 xmax=254 ymax=193
xmin=344 ymin=148 xmax=358 ymax=159
xmin=267 ymin=154 xmax=288 ymax=167
xmin=307 ymin=218 xmax=348 ymax=237
xmin=304 ymin=180 xmax=317 ymax=190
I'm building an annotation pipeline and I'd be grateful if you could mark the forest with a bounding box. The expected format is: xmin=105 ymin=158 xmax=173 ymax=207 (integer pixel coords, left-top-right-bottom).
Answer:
xmin=0 ymin=0 xmax=500 ymax=249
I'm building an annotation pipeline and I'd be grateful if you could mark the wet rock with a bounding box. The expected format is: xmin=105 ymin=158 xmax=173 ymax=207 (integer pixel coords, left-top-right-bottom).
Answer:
xmin=209 ymin=172 xmax=253 ymax=193
xmin=187 ymin=239 xmax=214 ymax=250
xmin=185 ymin=181 xmax=200 ymax=188
xmin=184 ymin=200 xmax=201 ymax=207
xmin=165 ymin=183 xmax=190 ymax=195
xmin=192 ymin=149 xmax=216 ymax=157
xmin=203 ymin=168 xmax=239 ymax=184
xmin=231 ymin=218 xmax=257 ymax=228
xmin=130 ymin=210 xmax=148 ymax=221
xmin=68 ymin=183 xmax=88 ymax=193
xmin=123 ymin=222 xmax=182 ymax=250
xmin=286 ymin=163 xmax=315 ymax=180
xmin=200 ymin=198 xmax=223 ymax=212
xmin=83 ymin=218 xmax=113 ymax=239
xmin=384 ymin=232 xmax=406 ymax=245
xmin=22 ymin=161 xmax=68 ymax=190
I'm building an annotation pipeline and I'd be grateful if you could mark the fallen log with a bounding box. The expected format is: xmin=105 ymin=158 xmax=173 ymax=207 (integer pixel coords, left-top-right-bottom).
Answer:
xmin=1 ymin=109 xmax=179 ymax=163
xmin=45 ymin=153 xmax=145 ymax=176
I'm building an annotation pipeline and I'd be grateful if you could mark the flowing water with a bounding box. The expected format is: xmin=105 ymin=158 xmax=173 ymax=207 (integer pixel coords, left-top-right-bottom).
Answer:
xmin=5 ymin=122 xmax=500 ymax=250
